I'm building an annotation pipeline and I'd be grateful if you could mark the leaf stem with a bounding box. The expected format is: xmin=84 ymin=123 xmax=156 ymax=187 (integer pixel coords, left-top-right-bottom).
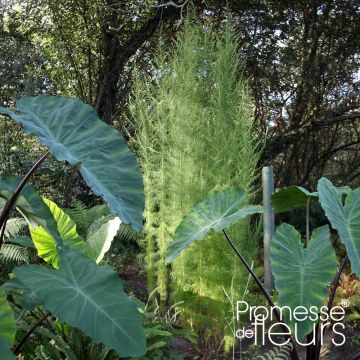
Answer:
xmin=14 ymin=311 xmax=51 ymax=354
xmin=313 ymin=254 xmax=348 ymax=359
xmin=305 ymin=198 xmax=310 ymax=247
xmin=0 ymin=151 xmax=49 ymax=250
xmin=222 ymin=230 xmax=299 ymax=360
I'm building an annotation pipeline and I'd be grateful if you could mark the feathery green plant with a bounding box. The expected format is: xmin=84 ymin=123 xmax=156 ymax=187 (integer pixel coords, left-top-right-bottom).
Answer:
xmin=130 ymin=16 xmax=261 ymax=344
xmin=67 ymin=200 xmax=139 ymax=245
xmin=256 ymin=343 xmax=293 ymax=360
xmin=0 ymin=217 xmax=32 ymax=269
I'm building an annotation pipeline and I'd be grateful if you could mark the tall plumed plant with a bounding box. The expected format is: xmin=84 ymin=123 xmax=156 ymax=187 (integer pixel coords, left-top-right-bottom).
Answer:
xmin=130 ymin=17 xmax=261 ymax=344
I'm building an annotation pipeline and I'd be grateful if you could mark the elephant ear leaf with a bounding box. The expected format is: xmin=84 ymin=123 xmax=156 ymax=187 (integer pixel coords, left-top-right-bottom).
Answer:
xmin=0 ymin=176 xmax=60 ymax=243
xmin=10 ymin=247 xmax=146 ymax=357
xmin=30 ymin=198 xmax=84 ymax=268
xmin=318 ymin=177 xmax=360 ymax=277
xmin=0 ymin=96 xmax=144 ymax=232
xmin=0 ymin=287 xmax=16 ymax=359
xmin=272 ymin=186 xmax=315 ymax=213
xmin=166 ymin=188 xmax=263 ymax=263
xmin=0 ymin=338 xmax=14 ymax=360
xmin=272 ymin=185 xmax=351 ymax=213
xmin=270 ymin=224 xmax=337 ymax=340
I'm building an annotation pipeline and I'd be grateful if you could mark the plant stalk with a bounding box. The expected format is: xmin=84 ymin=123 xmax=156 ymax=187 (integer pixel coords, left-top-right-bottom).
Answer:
xmin=313 ymin=255 xmax=348 ymax=359
xmin=0 ymin=151 xmax=49 ymax=250
xmin=14 ymin=312 xmax=51 ymax=354
xmin=222 ymin=230 xmax=299 ymax=360
xmin=305 ymin=198 xmax=310 ymax=247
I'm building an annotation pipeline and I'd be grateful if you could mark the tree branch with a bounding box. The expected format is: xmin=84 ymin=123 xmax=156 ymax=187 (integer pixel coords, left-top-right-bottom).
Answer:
xmin=95 ymin=1 xmax=201 ymax=124
xmin=264 ymin=112 xmax=360 ymax=161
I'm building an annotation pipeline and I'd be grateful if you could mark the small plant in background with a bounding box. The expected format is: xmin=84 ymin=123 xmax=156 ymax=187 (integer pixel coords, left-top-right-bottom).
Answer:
xmin=256 ymin=342 xmax=293 ymax=360
xmin=332 ymin=272 xmax=360 ymax=329
xmin=0 ymin=215 xmax=35 ymax=270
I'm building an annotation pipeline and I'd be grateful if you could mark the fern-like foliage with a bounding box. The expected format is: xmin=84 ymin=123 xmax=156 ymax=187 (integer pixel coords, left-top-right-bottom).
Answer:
xmin=3 ymin=217 xmax=27 ymax=238
xmin=0 ymin=243 xmax=30 ymax=264
xmin=67 ymin=201 xmax=139 ymax=244
xmin=256 ymin=343 xmax=293 ymax=360
xmin=0 ymin=217 xmax=33 ymax=271
xmin=67 ymin=200 xmax=109 ymax=237
xmin=130 ymin=15 xmax=261 ymax=344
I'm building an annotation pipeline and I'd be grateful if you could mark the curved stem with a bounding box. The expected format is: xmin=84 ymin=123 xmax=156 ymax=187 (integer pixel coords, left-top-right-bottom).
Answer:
xmin=0 ymin=218 xmax=8 ymax=247
xmin=314 ymin=255 xmax=348 ymax=359
xmin=222 ymin=230 xmax=299 ymax=360
xmin=14 ymin=312 xmax=51 ymax=354
xmin=0 ymin=151 xmax=49 ymax=250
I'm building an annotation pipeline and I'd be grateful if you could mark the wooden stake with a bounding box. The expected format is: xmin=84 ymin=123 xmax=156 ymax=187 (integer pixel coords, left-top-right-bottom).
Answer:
xmin=262 ymin=166 xmax=275 ymax=291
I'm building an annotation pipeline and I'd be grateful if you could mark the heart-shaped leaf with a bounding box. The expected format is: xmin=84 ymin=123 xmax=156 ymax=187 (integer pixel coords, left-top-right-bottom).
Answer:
xmin=0 ymin=287 xmax=16 ymax=358
xmin=0 ymin=176 xmax=60 ymax=242
xmin=9 ymin=247 xmax=146 ymax=357
xmin=318 ymin=177 xmax=360 ymax=277
xmin=272 ymin=186 xmax=315 ymax=213
xmin=166 ymin=188 xmax=262 ymax=263
xmin=30 ymin=198 xmax=84 ymax=268
xmin=0 ymin=96 xmax=144 ymax=231
xmin=270 ymin=224 xmax=337 ymax=339
xmin=272 ymin=185 xmax=351 ymax=213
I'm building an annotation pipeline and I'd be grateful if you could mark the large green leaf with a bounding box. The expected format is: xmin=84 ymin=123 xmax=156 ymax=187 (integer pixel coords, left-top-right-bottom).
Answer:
xmin=0 ymin=338 xmax=15 ymax=360
xmin=0 ymin=176 xmax=60 ymax=242
xmin=30 ymin=198 xmax=84 ymax=268
xmin=79 ymin=216 xmax=121 ymax=263
xmin=10 ymin=248 xmax=146 ymax=357
xmin=270 ymin=224 xmax=337 ymax=339
xmin=272 ymin=186 xmax=315 ymax=213
xmin=0 ymin=96 xmax=144 ymax=231
xmin=272 ymin=185 xmax=351 ymax=213
xmin=166 ymin=188 xmax=263 ymax=263
xmin=318 ymin=177 xmax=360 ymax=277
xmin=0 ymin=287 xmax=16 ymax=359
xmin=2 ymin=276 xmax=41 ymax=310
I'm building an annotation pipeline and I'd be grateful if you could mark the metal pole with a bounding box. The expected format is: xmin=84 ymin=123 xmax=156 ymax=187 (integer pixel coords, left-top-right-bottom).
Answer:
xmin=262 ymin=166 xmax=275 ymax=291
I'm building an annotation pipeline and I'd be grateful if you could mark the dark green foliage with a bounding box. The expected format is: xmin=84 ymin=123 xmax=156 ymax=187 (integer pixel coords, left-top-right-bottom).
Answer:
xmin=9 ymin=247 xmax=146 ymax=356
xmin=0 ymin=96 xmax=145 ymax=231
xmin=318 ymin=177 xmax=360 ymax=277
xmin=270 ymin=224 xmax=337 ymax=339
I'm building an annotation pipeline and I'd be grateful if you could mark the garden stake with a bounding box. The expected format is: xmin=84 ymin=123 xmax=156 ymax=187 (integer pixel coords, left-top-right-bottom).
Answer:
xmin=222 ymin=230 xmax=299 ymax=360
xmin=262 ymin=166 xmax=275 ymax=291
